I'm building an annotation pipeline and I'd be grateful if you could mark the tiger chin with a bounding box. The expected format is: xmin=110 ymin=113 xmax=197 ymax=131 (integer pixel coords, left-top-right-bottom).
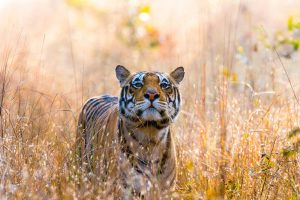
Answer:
xmin=76 ymin=65 xmax=184 ymax=199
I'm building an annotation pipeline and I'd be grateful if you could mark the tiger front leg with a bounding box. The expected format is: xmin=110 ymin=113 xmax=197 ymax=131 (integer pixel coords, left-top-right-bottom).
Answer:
xmin=120 ymin=172 xmax=156 ymax=200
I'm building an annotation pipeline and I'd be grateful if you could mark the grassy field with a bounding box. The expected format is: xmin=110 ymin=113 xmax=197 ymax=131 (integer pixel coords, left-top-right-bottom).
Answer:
xmin=0 ymin=0 xmax=300 ymax=199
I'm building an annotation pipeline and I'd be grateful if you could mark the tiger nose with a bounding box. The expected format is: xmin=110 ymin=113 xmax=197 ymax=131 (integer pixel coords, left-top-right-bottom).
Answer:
xmin=144 ymin=89 xmax=160 ymax=101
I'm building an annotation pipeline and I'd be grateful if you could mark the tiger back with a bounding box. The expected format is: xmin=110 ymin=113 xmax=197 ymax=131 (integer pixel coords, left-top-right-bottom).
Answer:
xmin=76 ymin=95 xmax=119 ymax=178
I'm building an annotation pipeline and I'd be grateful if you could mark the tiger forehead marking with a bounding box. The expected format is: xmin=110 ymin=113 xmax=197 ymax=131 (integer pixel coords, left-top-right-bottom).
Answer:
xmin=131 ymin=72 xmax=171 ymax=85
xmin=131 ymin=72 xmax=145 ymax=84
xmin=76 ymin=65 xmax=184 ymax=198
xmin=129 ymin=72 xmax=169 ymax=103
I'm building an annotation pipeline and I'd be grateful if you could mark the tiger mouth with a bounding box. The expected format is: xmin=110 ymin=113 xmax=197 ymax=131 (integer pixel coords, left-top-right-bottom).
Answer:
xmin=137 ymin=107 xmax=158 ymax=115
xmin=137 ymin=106 xmax=162 ymax=121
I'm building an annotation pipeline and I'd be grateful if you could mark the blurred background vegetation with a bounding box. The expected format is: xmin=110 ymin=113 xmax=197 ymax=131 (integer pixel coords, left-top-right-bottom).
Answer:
xmin=0 ymin=0 xmax=300 ymax=199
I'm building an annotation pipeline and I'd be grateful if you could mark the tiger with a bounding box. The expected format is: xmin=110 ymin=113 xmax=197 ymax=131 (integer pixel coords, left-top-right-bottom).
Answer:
xmin=76 ymin=65 xmax=185 ymax=199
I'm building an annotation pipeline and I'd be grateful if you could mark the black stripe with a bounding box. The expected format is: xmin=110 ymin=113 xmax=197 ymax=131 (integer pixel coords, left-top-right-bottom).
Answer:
xmin=160 ymin=118 xmax=170 ymax=125
xmin=123 ymin=113 xmax=139 ymax=122
xmin=134 ymin=165 xmax=144 ymax=174
xmin=94 ymin=103 xmax=113 ymax=119
xmin=129 ymin=132 xmax=140 ymax=143
xmin=84 ymin=99 xmax=101 ymax=115
xmin=123 ymin=86 xmax=129 ymax=106
xmin=159 ymin=110 xmax=166 ymax=116
xmin=169 ymin=90 xmax=176 ymax=105
xmin=176 ymin=88 xmax=181 ymax=106
xmin=173 ymin=87 xmax=178 ymax=107
xmin=163 ymin=159 xmax=176 ymax=179
xmin=86 ymin=105 xmax=99 ymax=121
xmin=136 ymin=109 xmax=143 ymax=117
xmin=102 ymin=95 xmax=118 ymax=103
xmin=120 ymin=87 xmax=125 ymax=102
xmin=127 ymin=96 xmax=134 ymax=104
xmin=168 ymin=170 xmax=176 ymax=186
xmin=137 ymin=157 xmax=150 ymax=167
xmin=84 ymin=98 xmax=98 ymax=111
xmin=120 ymin=107 xmax=125 ymax=115
xmin=87 ymin=102 xmax=108 ymax=122
xmin=85 ymin=98 xmax=103 ymax=113
xmin=158 ymin=130 xmax=167 ymax=142
xmin=170 ymin=88 xmax=179 ymax=119
xmin=171 ymin=108 xmax=179 ymax=119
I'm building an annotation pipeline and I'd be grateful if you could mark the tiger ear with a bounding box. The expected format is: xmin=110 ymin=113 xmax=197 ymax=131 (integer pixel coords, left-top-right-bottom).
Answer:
xmin=115 ymin=65 xmax=131 ymax=87
xmin=170 ymin=67 xmax=185 ymax=85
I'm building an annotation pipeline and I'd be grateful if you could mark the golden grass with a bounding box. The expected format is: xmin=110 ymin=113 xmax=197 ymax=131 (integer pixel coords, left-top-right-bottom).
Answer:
xmin=0 ymin=0 xmax=300 ymax=199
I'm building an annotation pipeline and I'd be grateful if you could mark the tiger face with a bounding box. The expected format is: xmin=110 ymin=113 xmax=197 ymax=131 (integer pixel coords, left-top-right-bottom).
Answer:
xmin=116 ymin=65 xmax=184 ymax=127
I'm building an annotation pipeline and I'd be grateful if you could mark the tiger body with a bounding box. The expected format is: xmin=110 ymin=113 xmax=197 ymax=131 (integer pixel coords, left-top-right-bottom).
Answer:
xmin=76 ymin=66 xmax=184 ymax=198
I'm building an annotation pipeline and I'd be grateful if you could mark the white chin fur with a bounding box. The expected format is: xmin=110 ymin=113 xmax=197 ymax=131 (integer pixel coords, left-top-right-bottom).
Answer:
xmin=141 ymin=108 xmax=161 ymax=121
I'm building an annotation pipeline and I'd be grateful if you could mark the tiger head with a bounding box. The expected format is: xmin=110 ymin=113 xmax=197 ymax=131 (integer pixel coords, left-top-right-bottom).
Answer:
xmin=115 ymin=65 xmax=184 ymax=128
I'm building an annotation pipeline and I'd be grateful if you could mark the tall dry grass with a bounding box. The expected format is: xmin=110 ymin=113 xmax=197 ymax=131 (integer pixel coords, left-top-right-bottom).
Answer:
xmin=0 ymin=0 xmax=300 ymax=199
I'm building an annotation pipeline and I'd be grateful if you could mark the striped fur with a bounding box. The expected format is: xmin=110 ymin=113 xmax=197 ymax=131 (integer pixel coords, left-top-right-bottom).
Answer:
xmin=76 ymin=66 xmax=184 ymax=198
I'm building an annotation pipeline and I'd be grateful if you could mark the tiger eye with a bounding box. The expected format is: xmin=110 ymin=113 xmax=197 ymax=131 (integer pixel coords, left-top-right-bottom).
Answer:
xmin=132 ymin=82 xmax=143 ymax=88
xmin=164 ymin=86 xmax=173 ymax=94
xmin=160 ymin=83 xmax=169 ymax=89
